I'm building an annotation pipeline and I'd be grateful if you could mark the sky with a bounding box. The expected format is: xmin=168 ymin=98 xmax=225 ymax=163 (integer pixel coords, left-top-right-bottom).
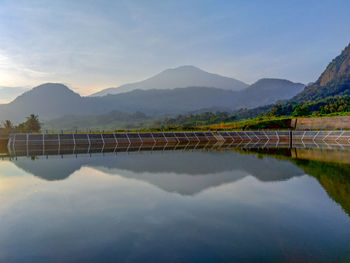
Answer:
xmin=0 ymin=0 xmax=349 ymax=99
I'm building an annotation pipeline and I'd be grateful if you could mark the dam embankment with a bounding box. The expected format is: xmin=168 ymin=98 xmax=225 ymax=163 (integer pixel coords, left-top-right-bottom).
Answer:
xmin=6 ymin=130 xmax=350 ymax=149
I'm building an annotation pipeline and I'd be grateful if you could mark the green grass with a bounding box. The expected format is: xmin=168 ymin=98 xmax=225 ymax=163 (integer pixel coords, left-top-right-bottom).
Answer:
xmin=203 ymin=116 xmax=292 ymax=130
xmin=204 ymin=111 xmax=350 ymax=130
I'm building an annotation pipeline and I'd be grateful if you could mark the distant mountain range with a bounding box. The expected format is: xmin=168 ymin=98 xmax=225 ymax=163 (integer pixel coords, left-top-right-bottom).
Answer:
xmin=2 ymin=41 xmax=349 ymax=126
xmin=0 ymin=75 xmax=305 ymax=123
xmin=90 ymin=65 xmax=249 ymax=96
xmin=237 ymin=78 xmax=305 ymax=108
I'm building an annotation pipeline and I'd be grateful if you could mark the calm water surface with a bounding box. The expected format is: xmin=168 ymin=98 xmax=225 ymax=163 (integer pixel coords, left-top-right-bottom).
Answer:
xmin=0 ymin=148 xmax=350 ymax=262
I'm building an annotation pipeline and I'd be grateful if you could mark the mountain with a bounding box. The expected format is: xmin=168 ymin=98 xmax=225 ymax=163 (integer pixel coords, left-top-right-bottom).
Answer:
xmin=96 ymin=87 xmax=237 ymax=115
xmin=0 ymin=83 xmax=89 ymax=122
xmin=0 ymin=84 xmax=238 ymax=122
xmin=0 ymin=78 xmax=305 ymax=123
xmin=229 ymin=42 xmax=350 ymax=120
xmin=238 ymin=78 xmax=305 ymax=108
xmin=94 ymin=78 xmax=304 ymax=115
xmin=90 ymin=65 xmax=249 ymax=96
xmin=292 ymin=42 xmax=350 ymax=102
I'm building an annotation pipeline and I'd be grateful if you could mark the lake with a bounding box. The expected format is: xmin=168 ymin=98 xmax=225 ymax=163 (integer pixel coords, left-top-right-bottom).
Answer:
xmin=0 ymin=145 xmax=350 ymax=262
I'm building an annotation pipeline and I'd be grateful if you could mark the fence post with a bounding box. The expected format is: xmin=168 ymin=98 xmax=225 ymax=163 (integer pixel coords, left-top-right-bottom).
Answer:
xmin=289 ymin=128 xmax=292 ymax=149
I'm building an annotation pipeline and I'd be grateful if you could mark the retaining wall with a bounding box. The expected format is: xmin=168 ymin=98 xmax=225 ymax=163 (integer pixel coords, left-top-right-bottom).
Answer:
xmin=291 ymin=116 xmax=350 ymax=130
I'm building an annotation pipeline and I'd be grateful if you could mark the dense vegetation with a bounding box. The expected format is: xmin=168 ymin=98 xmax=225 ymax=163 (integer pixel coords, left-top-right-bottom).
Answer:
xmin=151 ymin=95 xmax=350 ymax=131
xmin=267 ymin=95 xmax=350 ymax=117
xmin=152 ymin=112 xmax=237 ymax=129
xmin=1 ymin=114 xmax=41 ymax=133
xmin=233 ymin=104 xmax=275 ymax=120
xmin=44 ymin=111 xmax=152 ymax=130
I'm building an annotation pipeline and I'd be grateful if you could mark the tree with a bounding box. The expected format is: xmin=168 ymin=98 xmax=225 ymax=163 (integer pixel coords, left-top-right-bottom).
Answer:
xmin=338 ymin=105 xmax=344 ymax=112
xmin=292 ymin=105 xmax=310 ymax=117
xmin=2 ymin=120 xmax=14 ymax=130
xmin=23 ymin=114 xmax=41 ymax=132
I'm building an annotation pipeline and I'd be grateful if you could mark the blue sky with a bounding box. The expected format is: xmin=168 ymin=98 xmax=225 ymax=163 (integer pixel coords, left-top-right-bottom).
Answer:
xmin=0 ymin=0 xmax=349 ymax=96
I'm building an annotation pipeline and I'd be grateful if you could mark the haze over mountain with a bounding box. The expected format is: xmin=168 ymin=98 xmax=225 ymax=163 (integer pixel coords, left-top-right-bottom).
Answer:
xmin=90 ymin=65 xmax=249 ymax=96
xmin=0 ymin=83 xmax=86 ymax=122
xmin=0 ymin=76 xmax=305 ymax=124
xmin=238 ymin=78 xmax=304 ymax=108
xmin=45 ymin=110 xmax=152 ymax=130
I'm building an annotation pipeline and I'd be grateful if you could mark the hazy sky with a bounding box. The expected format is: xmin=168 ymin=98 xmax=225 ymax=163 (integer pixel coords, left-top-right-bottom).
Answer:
xmin=0 ymin=0 xmax=349 ymax=96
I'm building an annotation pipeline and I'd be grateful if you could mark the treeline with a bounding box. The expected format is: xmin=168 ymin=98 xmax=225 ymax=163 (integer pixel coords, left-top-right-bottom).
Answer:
xmin=1 ymin=114 xmax=41 ymax=133
xmin=44 ymin=111 xmax=151 ymax=130
xmin=267 ymin=95 xmax=350 ymax=117
xmin=227 ymin=94 xmax=350 ymax=122
xmin=233 ymin=104 xmax=275 ymax=120
xmin=153 ymin=112 xmax=236 ymax=129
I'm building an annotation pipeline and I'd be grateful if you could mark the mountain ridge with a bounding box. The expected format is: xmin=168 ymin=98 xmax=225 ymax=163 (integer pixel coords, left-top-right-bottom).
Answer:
xmin=90 ymin=65 xmax=249 ymax=96
xmin=0 ymin=78 xmax=305 ymax=123
xmin=231 ymin=42 xmax=350 ymax=120
xmin=291 ymin=42 xmax=350 ymax=102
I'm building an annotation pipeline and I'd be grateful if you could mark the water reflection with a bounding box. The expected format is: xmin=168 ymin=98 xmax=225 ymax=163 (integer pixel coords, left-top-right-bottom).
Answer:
xmin=10 ymin=146 xmax=350 ymax=215
xmin=11 ymin=150 xmax=305 ymax=194
xmin=0 ymin=145 xmax=350 ymax=262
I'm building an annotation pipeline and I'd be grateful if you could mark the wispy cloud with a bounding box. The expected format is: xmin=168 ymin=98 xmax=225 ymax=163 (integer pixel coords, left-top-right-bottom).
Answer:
xmin=0 ymin=0 xmax=349 ymax=94
xmin=0 ymin=51 xmax=50 ymax=84
xmin=0 ymin=86 xmax=29 ymax=103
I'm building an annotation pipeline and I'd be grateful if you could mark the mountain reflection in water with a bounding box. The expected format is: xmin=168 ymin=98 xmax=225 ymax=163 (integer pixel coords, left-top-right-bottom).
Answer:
xmin=1 ymin=146 xmax=350 ymax=262
xmin=12 ymin=150 xmax=304 ymax=194
xmin=8 ymin=146 xmax=350 ymax=214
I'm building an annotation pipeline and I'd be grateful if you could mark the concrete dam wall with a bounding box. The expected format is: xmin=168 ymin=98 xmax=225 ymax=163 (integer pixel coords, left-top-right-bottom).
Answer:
xmin=7 ymin=130 xmax=350 ymax=149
